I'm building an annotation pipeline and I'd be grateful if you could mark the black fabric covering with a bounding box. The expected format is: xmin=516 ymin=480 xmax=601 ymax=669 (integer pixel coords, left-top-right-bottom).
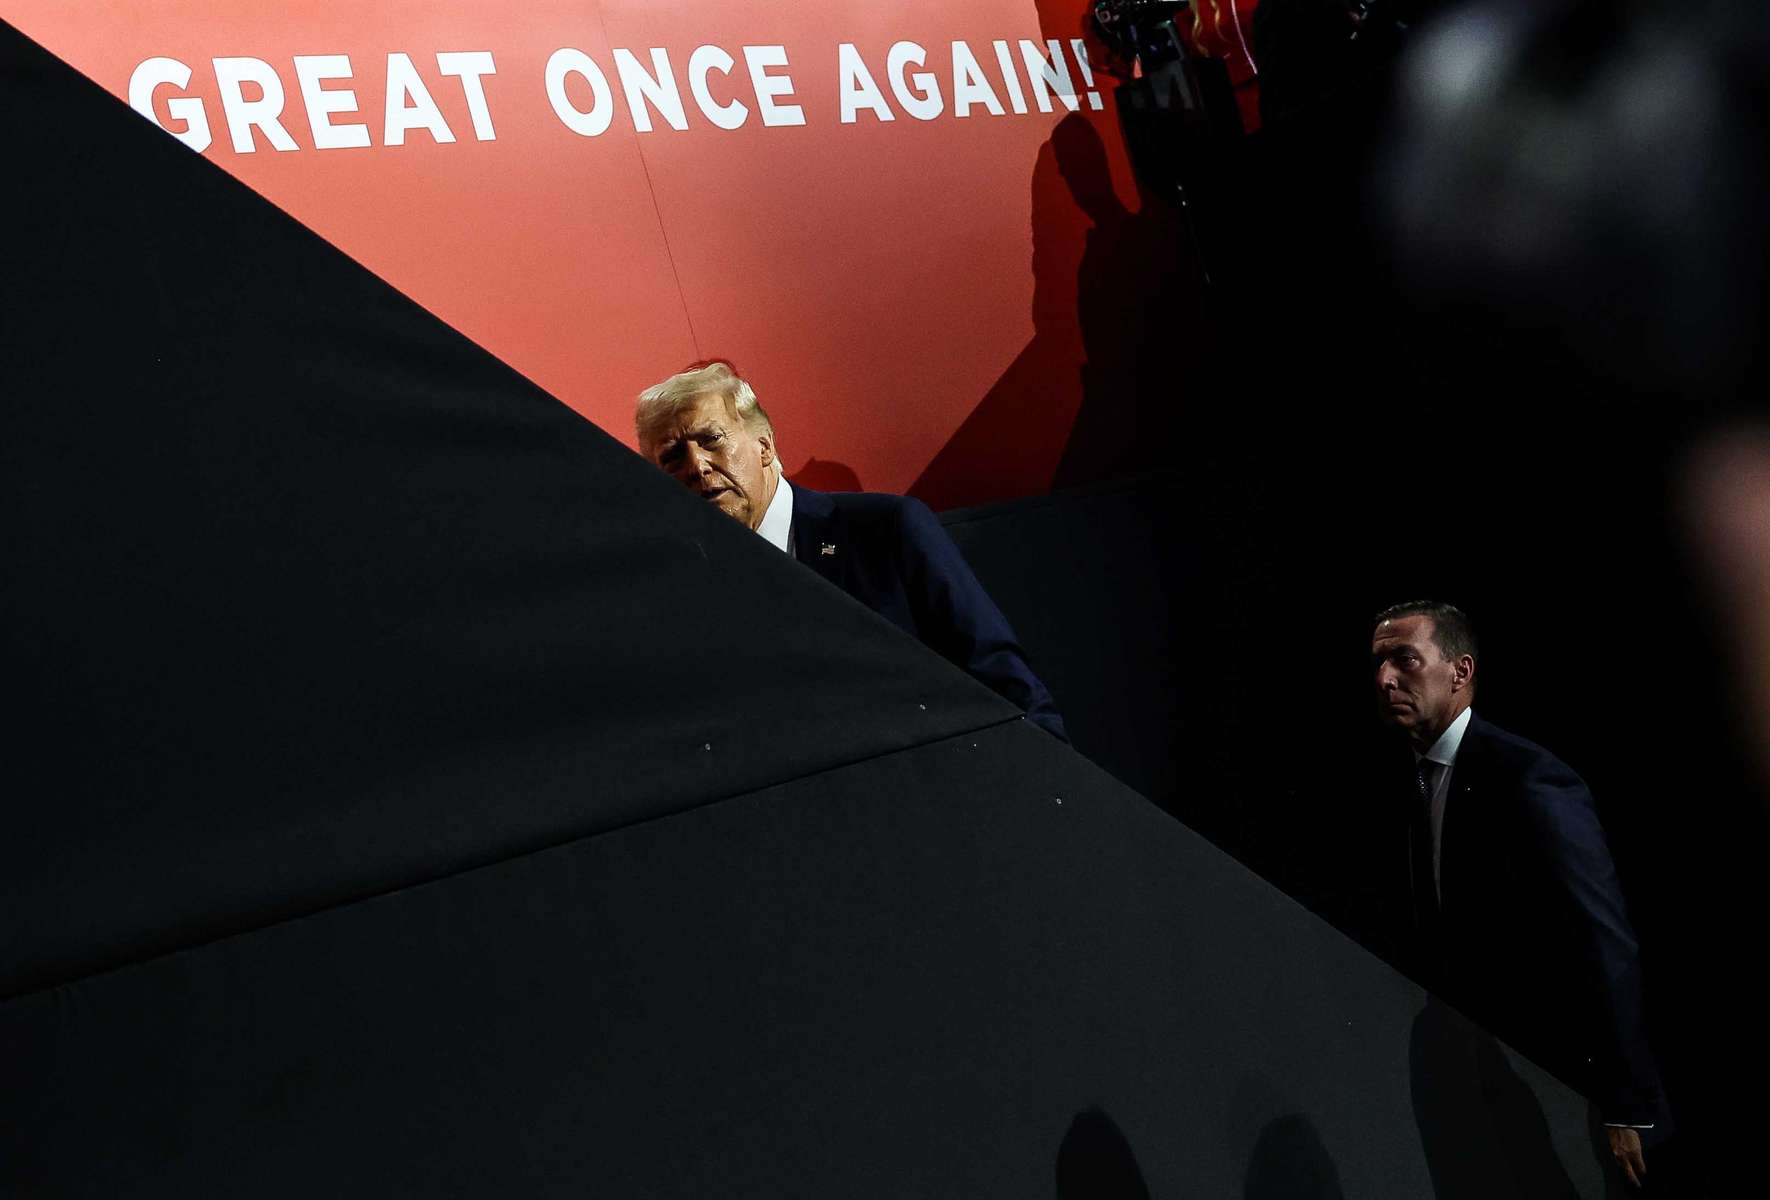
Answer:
xmin=0 ymin=23 xmax=1012 ymax=998
xmin=3 ymin=21 xmax=1612 ymax=1197
xmin=2 ymin=723 xmax=1605 ymax=1197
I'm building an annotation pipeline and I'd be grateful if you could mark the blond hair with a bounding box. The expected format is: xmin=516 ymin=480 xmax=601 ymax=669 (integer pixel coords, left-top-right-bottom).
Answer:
xmin=635 ymin=360 xmax=773 ymax=451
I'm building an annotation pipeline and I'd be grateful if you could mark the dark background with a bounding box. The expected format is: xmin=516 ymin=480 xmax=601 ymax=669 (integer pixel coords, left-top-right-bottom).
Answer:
xmin=940 ymin=2 xmax=1767 ymax=1189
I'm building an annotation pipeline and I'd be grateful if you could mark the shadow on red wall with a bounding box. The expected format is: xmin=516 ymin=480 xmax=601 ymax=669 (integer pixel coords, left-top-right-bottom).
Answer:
xmin=788 ymin=456 xmax=864 ymax=493
xmin=910 ymin=4 xmax=1215 ymax=511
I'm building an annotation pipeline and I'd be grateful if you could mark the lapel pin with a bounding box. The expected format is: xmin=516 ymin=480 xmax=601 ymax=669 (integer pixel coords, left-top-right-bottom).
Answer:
xmin=820 ymin=543 xmax=837 ymax=556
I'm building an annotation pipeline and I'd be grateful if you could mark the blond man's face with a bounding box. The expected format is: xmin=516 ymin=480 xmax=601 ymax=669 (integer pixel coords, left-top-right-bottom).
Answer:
xmin=643 ymin=392 xmax=775 ymax=530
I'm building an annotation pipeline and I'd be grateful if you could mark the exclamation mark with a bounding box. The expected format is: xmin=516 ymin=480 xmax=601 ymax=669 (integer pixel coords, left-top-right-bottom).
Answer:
xmin=1069 ymin=38 xmax=1105 ymax=111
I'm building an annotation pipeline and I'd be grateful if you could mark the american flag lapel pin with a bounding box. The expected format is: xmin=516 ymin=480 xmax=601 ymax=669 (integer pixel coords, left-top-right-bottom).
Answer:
xmin=820 ymin=543 xmax=837 ymax=556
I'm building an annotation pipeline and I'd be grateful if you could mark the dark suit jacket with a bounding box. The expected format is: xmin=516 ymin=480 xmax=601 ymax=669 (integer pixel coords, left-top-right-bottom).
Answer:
xmin=788 ymin=487 xmax=1067 ymax=741
xmin=1395 ymin=713 xmax=1665 ymax=1129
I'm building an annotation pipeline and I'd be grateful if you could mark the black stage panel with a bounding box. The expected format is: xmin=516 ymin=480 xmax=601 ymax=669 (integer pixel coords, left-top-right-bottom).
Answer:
xmin=1 ymin=21 xmax=1011 ymax=998
xmin=1 ymin=722 xmax=1608 ymax=1197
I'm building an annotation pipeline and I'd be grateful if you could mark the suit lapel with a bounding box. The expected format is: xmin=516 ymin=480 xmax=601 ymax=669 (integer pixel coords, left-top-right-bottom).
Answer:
xmin=1439 ymin=715 xmax=1490 ymax=916
xmin=789 ymin=485 xmax=844 ymax=587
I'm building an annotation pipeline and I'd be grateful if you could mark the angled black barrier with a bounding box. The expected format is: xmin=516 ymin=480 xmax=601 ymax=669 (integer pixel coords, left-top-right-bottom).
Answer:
xmin=0 ymin=22 xmax=1014 ymax=998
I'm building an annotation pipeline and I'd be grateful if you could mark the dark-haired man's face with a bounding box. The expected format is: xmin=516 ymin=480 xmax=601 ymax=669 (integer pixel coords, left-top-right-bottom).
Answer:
xmin=1372 ymin=614 xmax=1473 ymax=747
xmin=642 ymin=392 xmax=775 ymax=530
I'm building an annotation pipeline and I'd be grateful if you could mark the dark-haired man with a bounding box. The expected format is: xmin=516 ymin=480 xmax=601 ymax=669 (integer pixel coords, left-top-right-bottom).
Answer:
xmin=1371 ymin=601 xmax=1665 ymax=1186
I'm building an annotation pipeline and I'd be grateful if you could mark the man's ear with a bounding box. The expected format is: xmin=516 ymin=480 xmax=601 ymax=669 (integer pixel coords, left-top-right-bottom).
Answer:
xmin=757 ymin=430 xmax=775 ymax=468
xmin=1452 ymin=654 xmax=1476 ymax=693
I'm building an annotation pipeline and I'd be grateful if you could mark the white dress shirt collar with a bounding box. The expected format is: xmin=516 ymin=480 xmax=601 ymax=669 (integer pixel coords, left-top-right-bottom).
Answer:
xmin=755 ymin=475 xmax=794 ymax=554
xmin=1416 ymin=705 xmax=1473 ymax=769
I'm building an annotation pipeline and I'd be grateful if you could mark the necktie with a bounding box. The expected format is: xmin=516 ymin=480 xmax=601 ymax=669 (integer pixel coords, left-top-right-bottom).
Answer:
xmin=1410 ymin=761 xmax=1441 ymax=951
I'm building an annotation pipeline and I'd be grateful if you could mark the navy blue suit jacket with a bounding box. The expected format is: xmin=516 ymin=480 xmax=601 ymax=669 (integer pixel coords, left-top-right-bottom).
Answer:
xmin=1400 ymin=714 xmax=1665 ymax=1128
xmin=788 ymin=487 xmax=1067 ymax=741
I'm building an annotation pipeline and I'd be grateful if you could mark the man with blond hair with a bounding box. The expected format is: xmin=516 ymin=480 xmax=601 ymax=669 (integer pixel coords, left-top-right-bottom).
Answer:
xmin=636 ymin=360 xmax=1066 ymax=740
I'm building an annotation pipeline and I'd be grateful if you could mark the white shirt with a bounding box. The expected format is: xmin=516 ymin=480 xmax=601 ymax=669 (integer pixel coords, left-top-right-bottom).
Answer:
xmin=1413 ymin=705 xmax=1473 ymax=902
xmin=755 ymin=476 xmax=794 ymax=555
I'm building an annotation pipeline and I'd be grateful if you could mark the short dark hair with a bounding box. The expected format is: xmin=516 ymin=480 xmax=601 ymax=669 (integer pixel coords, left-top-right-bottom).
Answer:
xmin=1373 ymin=600 xmax=1479 ymax=662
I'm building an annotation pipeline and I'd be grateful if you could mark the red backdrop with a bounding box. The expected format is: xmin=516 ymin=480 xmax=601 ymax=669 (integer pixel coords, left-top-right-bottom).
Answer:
xmin=11 ymin=1 xmax=1148 ymax=504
